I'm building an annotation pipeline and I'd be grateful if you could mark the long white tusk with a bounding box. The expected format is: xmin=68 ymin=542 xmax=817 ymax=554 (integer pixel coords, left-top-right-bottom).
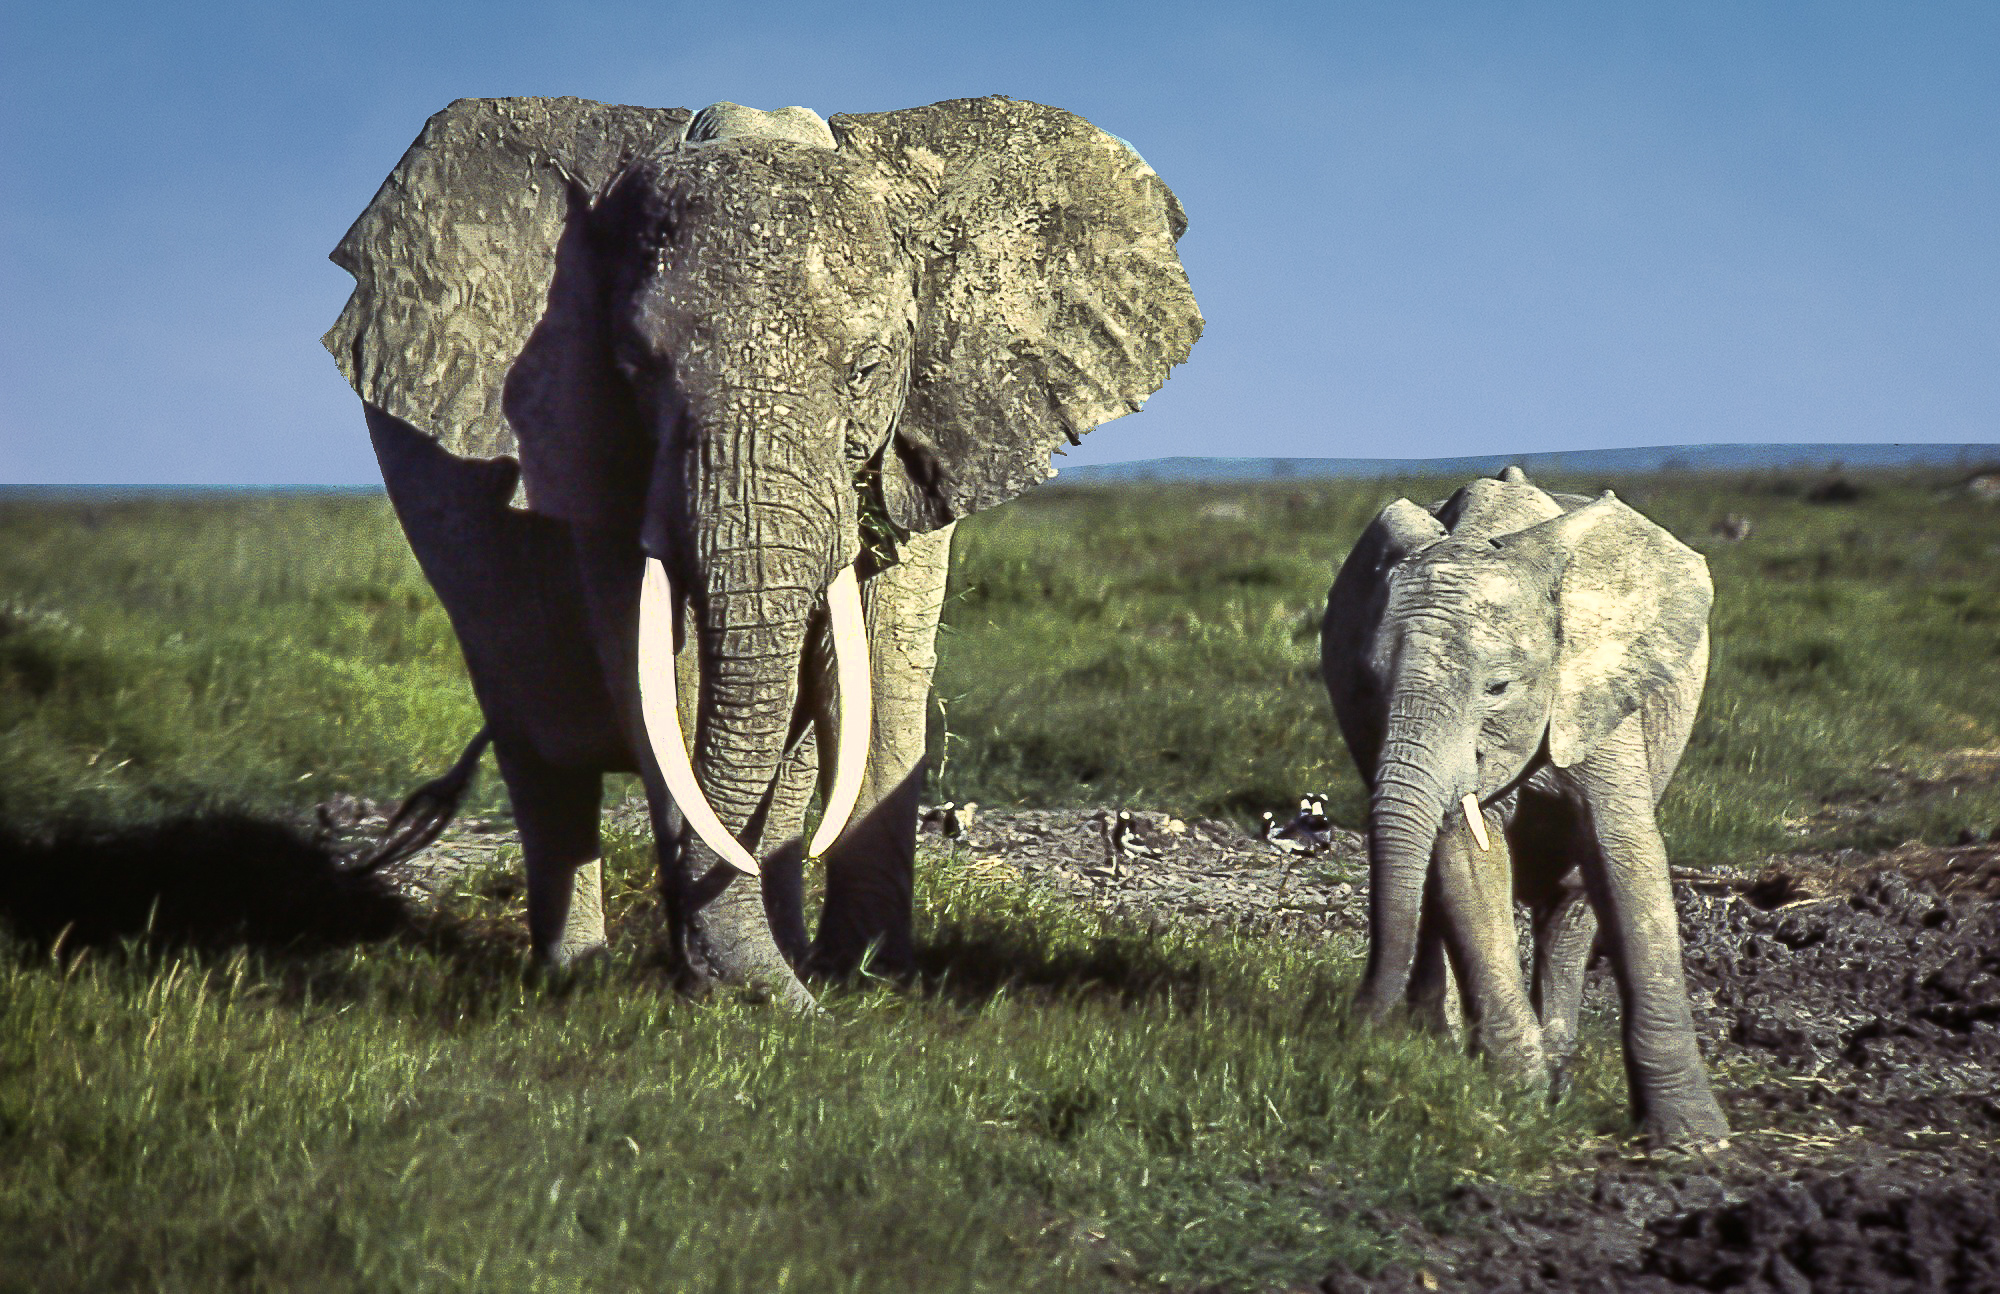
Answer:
xmin=637 ymin=557 xmax=760 ymax=877
xmin=808 ymin=565 xmax=872 ymax=858
xmin=1461 ymin=793 xmax=1490 ymax=851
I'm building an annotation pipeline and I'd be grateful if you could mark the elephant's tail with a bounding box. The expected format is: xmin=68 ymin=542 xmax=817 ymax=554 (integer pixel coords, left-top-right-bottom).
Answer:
xmin=349 ymin=727 xmax=494 ymax=873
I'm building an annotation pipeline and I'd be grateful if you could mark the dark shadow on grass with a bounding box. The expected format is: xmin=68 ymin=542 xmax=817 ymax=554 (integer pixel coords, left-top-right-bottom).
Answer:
xmin=0 ymin=813 xmax=410 ymax=955
xmin=912 ymin=917 xmax=1208 ymax=1011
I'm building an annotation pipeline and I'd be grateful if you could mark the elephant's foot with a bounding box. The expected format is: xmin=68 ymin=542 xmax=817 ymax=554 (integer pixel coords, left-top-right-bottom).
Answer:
xmin=1406 ymin=966 xmax=1464 ymax=1043
xmin=1542 ymin=1021 xmax=1578 ymax=1104
xmin=1639 ymin=1097 xmax=1731 ymax=1154
xmin=1352 ymin=974 xmax=1408 ymax=1025
xmin=1472 ymin=1021 xmax=1549 ymax=1089
xmin=684 ymin=876 xmax=818 ymax=1011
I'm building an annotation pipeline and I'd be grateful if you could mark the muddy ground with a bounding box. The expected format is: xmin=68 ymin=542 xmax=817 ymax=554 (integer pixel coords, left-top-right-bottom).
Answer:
xmin=349 ymin=800 xmax=2000 ymax=1293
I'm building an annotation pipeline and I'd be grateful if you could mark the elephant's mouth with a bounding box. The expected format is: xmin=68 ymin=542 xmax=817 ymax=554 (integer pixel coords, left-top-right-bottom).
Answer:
xmin=635 ymin=557 xmax=873 ymax=876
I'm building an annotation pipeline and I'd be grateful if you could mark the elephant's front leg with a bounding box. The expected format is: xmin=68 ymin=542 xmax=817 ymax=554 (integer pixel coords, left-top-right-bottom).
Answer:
xmin=1432 ymin=805 xmax=1546 ymax=1084
xmin=1566 ymin=728 xmax=1729 ymax=1148
xmin=1405 ymin=875 xmax=1465 ymax=1043
xmin=811 ymin=523 xmax=955 ymax=977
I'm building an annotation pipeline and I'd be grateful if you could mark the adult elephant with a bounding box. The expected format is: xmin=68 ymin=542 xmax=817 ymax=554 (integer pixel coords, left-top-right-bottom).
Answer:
xmin=1321 ymin=468 xmax=1728 ymax=1147
xmin=325 ymin=96 xmax=1201 ymax=1009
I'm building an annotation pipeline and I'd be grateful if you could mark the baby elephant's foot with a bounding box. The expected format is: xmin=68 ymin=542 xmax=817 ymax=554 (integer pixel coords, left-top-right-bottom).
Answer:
xmin=1474 ymin=1017 xmax=1549 ymax=1089
xmin=1641 ymin=1101 xmax=1732 ymax=1154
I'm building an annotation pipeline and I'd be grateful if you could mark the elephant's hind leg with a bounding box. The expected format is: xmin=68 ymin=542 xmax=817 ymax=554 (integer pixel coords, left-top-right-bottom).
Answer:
xmin=495 ymin=741 xmax=608 ymax=967
xmin=1528 ymin=870 xmax=1596 ymax=1094
xmin=1513 ymin=795 xmax=1598 ymax=1090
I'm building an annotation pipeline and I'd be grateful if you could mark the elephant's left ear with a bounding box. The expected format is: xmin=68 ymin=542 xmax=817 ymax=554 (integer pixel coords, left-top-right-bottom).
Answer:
xmin=832 ymin=98 xmax=1203 ymax=531
xmin=1504 ymin=494 xmax=1713 ymax=768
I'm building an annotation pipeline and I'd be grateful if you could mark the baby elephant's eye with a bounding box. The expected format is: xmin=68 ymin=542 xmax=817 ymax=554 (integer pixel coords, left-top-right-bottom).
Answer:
xmin=1486 ymin=680 xmax=1511 ymax=696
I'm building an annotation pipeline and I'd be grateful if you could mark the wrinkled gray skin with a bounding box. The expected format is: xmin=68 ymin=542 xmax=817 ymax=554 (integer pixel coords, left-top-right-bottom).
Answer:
xmin=326 ymin=97 xmax=1200 ymax=1008
xmin=1322 ymin=467 xmax=1729 ymax=1147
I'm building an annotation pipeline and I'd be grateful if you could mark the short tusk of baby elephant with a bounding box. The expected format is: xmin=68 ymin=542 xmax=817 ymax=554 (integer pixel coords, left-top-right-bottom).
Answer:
xmin=1462 ymin=793 xmax=1490 ymax=851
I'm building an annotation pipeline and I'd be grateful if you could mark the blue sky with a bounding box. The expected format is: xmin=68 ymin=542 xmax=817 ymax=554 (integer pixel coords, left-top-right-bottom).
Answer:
xmin=2 ymin=1 xmax=1995 ymax=484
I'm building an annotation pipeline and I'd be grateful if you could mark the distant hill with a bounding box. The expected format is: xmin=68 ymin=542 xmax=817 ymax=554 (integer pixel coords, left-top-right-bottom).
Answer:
xmin=6 ymin=444 xmax=1997 ymax=502
xmin=1062 ymin=443 xmax=2000 ymax=483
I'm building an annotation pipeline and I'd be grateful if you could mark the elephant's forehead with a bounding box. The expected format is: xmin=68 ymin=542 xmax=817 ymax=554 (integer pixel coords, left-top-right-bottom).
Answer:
xmin=1394 ymin=557 xmax=1526 ymax=610
xmin=662 ymin=146 xmax=891 ymax=254
xmin=650 ymin=149 xmax=903 ymax=328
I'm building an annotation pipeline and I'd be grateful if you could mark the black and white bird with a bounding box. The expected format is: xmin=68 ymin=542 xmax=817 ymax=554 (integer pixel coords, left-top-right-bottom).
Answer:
xmin=1260 ymin=810 xmax=1306 ymax=855
xmin=1110 ymin=810 xmax=1161 ymax=861
xmin=1263 ymin=796 xmax=1335 ymax=856
xmin=1094 ymin=808 xmax=1162 ymax=878
xmin=919 ymin=801 xmax=978 ymax=842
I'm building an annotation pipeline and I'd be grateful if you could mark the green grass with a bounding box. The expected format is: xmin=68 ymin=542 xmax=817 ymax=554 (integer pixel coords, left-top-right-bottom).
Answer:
xmin=933 ymin=470 xmax=2000 ymax=863
xmin=0 ymin=836 xmax=1628 ymax=1292
xmin=2 ymin=470 xmax=1996 ymax=1288
xmin=0 ymin=495 xmax=490 ymax=829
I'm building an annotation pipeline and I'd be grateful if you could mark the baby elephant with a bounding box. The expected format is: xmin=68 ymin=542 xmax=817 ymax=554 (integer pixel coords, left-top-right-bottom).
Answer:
xmin=1322 ymin=466 xmax=1727 ymax=1148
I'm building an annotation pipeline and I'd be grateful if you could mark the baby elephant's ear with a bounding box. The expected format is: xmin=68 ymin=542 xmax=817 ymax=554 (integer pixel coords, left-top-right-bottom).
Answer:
xmin=1505 ymin=494 xmax=1712 ymax=767
xmin=832 ymin=98 xmax=1203 ymax=532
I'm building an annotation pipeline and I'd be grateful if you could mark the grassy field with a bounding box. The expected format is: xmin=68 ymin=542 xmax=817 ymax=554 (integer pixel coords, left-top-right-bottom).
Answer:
xmin=938 ymin=469 xmax=2000 ymax=860
xmin=1 ymin=469 xmax=1996 ymax=1290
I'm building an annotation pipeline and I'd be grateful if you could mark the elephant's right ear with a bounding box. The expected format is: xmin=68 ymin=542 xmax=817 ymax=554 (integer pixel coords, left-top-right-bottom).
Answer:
xmin=324 ymin=97 xmax=690 ymax=528
xmin=832 ymin=98 xmax=1202 ymax=533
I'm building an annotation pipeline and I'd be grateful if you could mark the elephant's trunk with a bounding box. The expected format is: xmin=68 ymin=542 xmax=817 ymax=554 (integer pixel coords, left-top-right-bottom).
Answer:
xmin=1356 ymin=690 xmax=1469 ymax=1020
xmin=636 ymin=401 xmax=869 ymax=873
xmin=689 ymin=567 xmax=822 ymax=842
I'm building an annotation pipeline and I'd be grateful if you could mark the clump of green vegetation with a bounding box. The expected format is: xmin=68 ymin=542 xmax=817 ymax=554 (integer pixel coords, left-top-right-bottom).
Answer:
xmin=0 ymin=495 xmax=488 ymax=830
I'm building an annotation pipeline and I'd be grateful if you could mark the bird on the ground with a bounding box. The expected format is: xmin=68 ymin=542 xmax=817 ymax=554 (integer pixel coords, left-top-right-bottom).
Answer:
xmin=919 ymin=801 xmax=978 ymax=842
xmin=1110 ymin=810 xmax=1162 ymax=861
xmin=1263 ymin=796 xmax=1335 ymax=856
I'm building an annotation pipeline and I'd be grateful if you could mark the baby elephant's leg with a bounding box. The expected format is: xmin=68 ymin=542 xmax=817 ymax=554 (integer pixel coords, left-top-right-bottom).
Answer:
xmin=1530 ymin=869 xmax=1597 ymax=1097
xmin=1432 ymin=808 xmax=1546 ymax=1084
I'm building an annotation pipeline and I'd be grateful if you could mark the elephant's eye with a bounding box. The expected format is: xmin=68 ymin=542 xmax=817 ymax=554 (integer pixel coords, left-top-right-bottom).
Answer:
xmin=848 ymin=346 xmax=891 ymax=392
xmin=1486 ymin=680 xmax=1511 ymax=696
